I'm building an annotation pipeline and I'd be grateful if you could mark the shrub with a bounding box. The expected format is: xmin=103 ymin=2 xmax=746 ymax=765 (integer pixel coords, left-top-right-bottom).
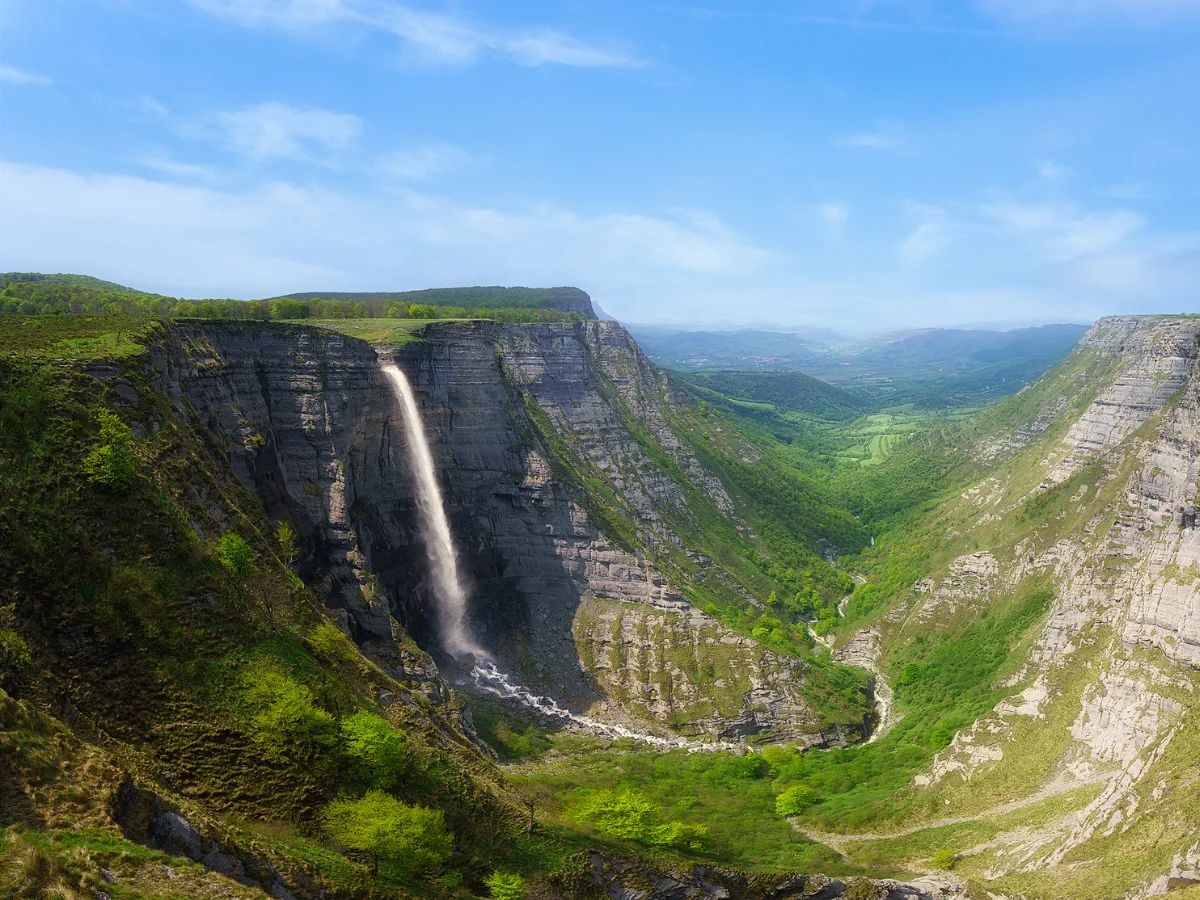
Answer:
xmin=930 ymin=726 xmax=954 ymax=749
xmin=341 ymin=712 xmax=409 ymax=791
xmin=574 ymin=789 xmax=660 ymax=842
xmin=307 ymin=622 xmax=359 ymax=668
xmin=843 ymin=584 xmax=885 ymax=623
xmin=324 ymin=791 xmax=452 ymax=875
xmin=241 ymin=666 xmax=337 ymax=757
xmin=931 ymin=847 xmax=957 ymax=870
xmin=652 ymin=820 xmax=710 ymax=850
xmin=701 ymin=753 xmax=771 ymax=788
xmin=471 ymin=707 xmax=551 ymax=762
xmin=572 ymin=789 xmax=708 ymax=850
xmin=217 ymin=533 xmax=258 ymax=580
xmin=0 ymin=630 xmax=31 ymax=670
xmin=760 ymin=744 xmax=798 ymax=772
xmin=484 ymin=871 xmax=528 ymax=900
xmin=775 ymin=784 xmax=816 ymax=817
xmin=82 ymin=409 xmax=136 ymax=491
xmin=276 ymin=521 xmax=298 ymax=567
xmin=813 ymin=605 xmax=839 ymax=634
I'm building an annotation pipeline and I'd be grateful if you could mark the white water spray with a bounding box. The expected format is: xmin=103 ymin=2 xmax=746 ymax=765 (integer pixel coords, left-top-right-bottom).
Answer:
xmin=470 ymin=662 xmax=736 ymax=752
xmin=383 ymin=363 xmax=484 ymax=660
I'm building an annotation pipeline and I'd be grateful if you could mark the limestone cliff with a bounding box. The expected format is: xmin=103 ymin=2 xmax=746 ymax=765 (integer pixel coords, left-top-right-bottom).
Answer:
xmin=147 ymin=319 xmax=850 ymax=743
xmin=836 ymin=316 xmax=1200 ymax=898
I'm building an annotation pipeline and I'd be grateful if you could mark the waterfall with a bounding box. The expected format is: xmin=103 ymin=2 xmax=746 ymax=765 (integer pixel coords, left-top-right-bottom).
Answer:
xmin=382 ymin=363 xmax=484 ymax=660
xmin=381 ymin=361 xmax=732 ymax=753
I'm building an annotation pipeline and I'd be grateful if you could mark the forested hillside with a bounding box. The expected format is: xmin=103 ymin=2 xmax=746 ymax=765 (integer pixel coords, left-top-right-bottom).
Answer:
xmin=679 ymin=371 xmax=871 ymax=421
xmin=274 ymin=286 xmax=595 ymax=316
xmin=0 ymin=274 xmax=589 ymax=323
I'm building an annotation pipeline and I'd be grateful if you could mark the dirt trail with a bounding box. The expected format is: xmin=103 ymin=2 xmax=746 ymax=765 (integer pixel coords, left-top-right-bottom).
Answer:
xmin=795 ymin=771 xmax=1112 ymax=849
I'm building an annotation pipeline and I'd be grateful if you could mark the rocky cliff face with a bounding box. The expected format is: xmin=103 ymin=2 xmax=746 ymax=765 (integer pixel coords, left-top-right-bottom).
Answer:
xmin=147 ymin=319 xmax=840 ymax=743
xmin=841 ymin=316 xmax=1200 ymax=897
xmin=581 ymin=853 xmax=961 ymax=900
xmin=1043 ymin=316 xmax=1198 ymax=485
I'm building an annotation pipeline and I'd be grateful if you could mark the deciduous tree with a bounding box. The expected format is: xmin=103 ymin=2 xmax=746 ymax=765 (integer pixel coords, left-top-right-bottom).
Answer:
xmin=324 ymin=791 xmax=451 ymax=876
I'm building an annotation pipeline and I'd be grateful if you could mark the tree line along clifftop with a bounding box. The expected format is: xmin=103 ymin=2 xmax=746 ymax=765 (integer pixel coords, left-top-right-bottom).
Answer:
xmin=0 ymin=274 xmax=597 ymax=322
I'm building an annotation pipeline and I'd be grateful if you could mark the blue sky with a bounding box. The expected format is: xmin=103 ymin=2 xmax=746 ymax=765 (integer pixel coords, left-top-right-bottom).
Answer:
xmin=2 ymin=0 xmax=1199 ymax=331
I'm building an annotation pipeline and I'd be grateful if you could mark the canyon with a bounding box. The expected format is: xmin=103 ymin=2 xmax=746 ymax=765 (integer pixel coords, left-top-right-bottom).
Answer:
xmin=152 ymin=312 xmax=1200 ymax=898
xmin=817 ymin=315 xmax=1200 ymax=898
xmin=146 ymin=317 xmax=861 ymax=746
xmin=7 ymin=304 xmax=1200 ymax=899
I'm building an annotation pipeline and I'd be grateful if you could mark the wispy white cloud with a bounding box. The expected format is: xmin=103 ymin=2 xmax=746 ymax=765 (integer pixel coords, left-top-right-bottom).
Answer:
xmin=1059 ymin=241 xmax=1200 ymax=295
xmin=813 ymin=202 xmax=850 ymax=234
xmin=0 ymin=163 xmax=765 ymax=299
xmin=134 ymin=156 xmax=229 ymax=184
xmin=0 ymin=64 xmax=53 ymax=85
xmin=134 ymin=96 xmax=170 ymax=117
xmin=186 ymin=0 xmax=348 ymax=28
xmin=898 ymin=203 xmax=950 ymax=264
xmin=834 ymin=131 xmax=899 ymax=149
xmin=211 ymin=102 xmax=363 ymax=161
xmin=186 ymin=0 xmax=642 ymax=68
xmin=1037 ymin=159 xmax=1072 ymax=181
xmin=984 ymin=201 xmax=1142 ymax=260
xmin=499 ymin=31 xmax=638 ymax=68
xmin=374 ymin=141 xmax=470 ymax=181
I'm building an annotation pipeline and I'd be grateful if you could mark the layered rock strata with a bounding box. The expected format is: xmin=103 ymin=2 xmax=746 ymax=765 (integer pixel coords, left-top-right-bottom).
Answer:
xmin=866 ymin=316 xmax=1200 ymax=894
xmin=146 ymin=320 xmax=834 ymax=741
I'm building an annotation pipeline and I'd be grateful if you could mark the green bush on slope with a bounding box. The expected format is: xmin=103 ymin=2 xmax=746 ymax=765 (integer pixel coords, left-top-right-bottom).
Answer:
xmin=81 ymin=409 xmax=136 ymax=491
xmin=217 ymin=532 xmax=258 ymax=580
xmin=340 ymin=711 xmax=411 ymax=791
xmin=485 ymin=870 xmax=528 ymax=900
xmin=241 ymin=665 xmax=338 ymax=758
xmin=0 ymin=604 xmax=31 ymax=674
xmin=572 ymin=788 xmax=709 ymax=850
xmin=305 ymin=621 xmax=361 ymax=669
xmin=775 ymin=784 xmax=816 ymax=817
xmin=323 ymin=790 xmax=452 ymax=876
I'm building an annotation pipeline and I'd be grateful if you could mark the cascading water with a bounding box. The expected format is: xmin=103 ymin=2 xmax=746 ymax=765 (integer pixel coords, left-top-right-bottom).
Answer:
xmin=382 ymin=362 xmax=484 ymax=660
xmin=382 ymin=361 xmax=732 ymax=752
xmin=468 ymin=661 xmax=735 ymax=751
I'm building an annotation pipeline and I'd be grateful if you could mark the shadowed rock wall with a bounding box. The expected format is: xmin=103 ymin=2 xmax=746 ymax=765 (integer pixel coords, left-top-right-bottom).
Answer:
xmin=146 ymin=319 xmax=838 ymax=741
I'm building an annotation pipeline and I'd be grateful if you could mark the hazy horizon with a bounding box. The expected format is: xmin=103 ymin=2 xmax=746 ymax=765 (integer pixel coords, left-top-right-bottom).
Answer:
xmin=3 ymin=1 xmax=1199 ymax=330
xmin=4 ymin=268 xmax=1101 ymax=337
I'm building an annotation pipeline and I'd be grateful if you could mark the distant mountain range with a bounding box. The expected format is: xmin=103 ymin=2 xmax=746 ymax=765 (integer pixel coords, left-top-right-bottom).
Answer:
xmin=628 ymin=322 xmax=1091 ymax=408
